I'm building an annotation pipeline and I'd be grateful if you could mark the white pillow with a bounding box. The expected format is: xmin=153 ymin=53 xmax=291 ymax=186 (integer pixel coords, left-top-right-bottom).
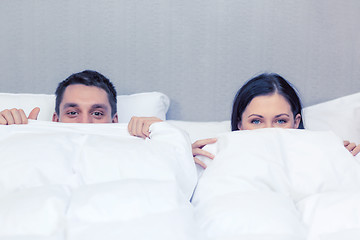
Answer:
xmin=117 ymin=92 xmax=170 ymax=122
xmin=303 ymin=91 xmax=360 ymax=143
xmin=167 ymin=120 xmax=230 ymax=143
xmin=0 ymin=93 xmax=56 ymax=122
xmin=0 ymin=91 xmax=170 ymax=123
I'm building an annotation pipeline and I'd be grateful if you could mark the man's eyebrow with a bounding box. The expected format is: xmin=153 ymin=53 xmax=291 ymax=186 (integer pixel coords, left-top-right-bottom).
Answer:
xmin=63 ymin=103 xmax=79 ymax=109
xmin=91 ymin=104 xmax=109 ymax=110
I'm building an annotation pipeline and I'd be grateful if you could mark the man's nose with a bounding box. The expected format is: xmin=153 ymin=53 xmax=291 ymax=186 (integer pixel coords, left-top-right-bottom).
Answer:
xmin=78 ymin=115 xmax=93 ymax=123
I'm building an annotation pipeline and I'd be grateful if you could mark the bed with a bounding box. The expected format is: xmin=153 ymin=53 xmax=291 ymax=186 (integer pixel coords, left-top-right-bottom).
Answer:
xmin=0 ymin=91 xmax=360 ymax=240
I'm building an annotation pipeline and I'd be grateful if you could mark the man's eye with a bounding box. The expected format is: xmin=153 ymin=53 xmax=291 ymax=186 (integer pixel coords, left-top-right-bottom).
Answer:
xmin=251 ymin=119 xmax=261 ymax=124
xmin=67 ymin=111 xmax=78 ymax=116
xmin=92 ymin=111 xmax=104 ymax=116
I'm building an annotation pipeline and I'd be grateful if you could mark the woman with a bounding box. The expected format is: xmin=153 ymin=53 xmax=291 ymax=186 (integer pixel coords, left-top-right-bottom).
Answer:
xmin=193 ymin=73 xmax=360 ymax=168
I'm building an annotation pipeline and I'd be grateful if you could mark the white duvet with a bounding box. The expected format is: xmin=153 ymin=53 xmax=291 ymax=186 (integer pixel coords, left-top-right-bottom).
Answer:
xmin=0 ymin=121 xmax=200 ymax=240
xmin=192 ymin=128 xmax=360 ymax=240
xmin=2 ymin=122 xmax=360 ymax=240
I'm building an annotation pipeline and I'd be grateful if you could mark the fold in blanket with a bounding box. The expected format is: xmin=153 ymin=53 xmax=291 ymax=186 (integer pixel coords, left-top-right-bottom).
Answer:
xmin=0 ymin=121 xmax=200 ymax=240
xmin=192 ymin=128 xmax=360 ymax=240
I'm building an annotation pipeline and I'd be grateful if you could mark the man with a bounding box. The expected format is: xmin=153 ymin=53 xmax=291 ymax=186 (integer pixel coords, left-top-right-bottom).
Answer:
xmin=0 ymin=70 xmax=117 ymax=124
xmin=0 ymin=70 xmax=161 ymax=133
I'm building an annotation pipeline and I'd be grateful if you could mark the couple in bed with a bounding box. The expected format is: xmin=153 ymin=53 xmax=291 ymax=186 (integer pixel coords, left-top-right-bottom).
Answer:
xmin=1 ymin=70 xmax=359 ymax=164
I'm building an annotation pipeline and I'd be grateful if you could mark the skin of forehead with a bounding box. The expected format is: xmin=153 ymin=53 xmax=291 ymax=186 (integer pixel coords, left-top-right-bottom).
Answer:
xmin=60 ymin=84 xmax=111 ymax=110
xmin=243 ymin=93 xmax=293 ymax=118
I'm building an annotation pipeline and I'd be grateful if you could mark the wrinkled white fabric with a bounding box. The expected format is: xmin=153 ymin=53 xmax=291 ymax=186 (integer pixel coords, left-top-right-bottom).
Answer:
xmin=192 ymin=128 xmax=360 ymax=240
xmin=0 ymin=121 xmax=199 ymax=240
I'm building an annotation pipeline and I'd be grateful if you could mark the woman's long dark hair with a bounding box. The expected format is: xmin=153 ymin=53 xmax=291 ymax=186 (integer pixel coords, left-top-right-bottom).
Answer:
xmin=231 ymin=73 xmax=304 ymax=131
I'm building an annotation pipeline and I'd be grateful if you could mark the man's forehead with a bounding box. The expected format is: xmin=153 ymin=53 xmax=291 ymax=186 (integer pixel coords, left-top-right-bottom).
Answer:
xmin=62 ymin=102 xmax=109 ymax=109
xmin=60 ymin=85 xmax=111 ymax=107
xmin=63 ymin=84 xmax=107 ymax=95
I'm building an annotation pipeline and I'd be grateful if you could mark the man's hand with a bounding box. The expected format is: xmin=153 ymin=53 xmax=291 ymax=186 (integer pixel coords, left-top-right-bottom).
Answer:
xmin=0 ymin=107 xmax=40 ymax=125
xmin=192 ymin=138 xmax=217 ymax=169
xmin=343 ymin=140 xmax=360 ymax=156
xmin=128 ymin=116 xmax=163 ymax=138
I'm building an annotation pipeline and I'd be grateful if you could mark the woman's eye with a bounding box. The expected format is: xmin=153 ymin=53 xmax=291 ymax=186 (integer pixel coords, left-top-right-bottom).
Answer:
xmin=251 ymin=119 xmax=261 ymax=124
xmin=277 ymin=119 xmax=287 ymax=124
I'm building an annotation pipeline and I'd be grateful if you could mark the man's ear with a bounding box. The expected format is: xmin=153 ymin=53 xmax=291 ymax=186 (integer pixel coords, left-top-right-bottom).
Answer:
xmin=112 ymin=113 xmax=119 ymax=123
xmin=294 ymin=113 xmax=301 ymax=129
xmin=52 ymin=112 xmax=60 ymax=122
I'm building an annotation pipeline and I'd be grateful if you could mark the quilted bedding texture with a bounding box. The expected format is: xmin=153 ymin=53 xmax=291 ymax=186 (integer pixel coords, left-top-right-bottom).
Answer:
xmin=193 ymin=128 xmax=360 ymax=240
xmin=1 ymin=122 xmax=360 ymax=240
xmin=0 ymin=121 xmax=200 ymax=240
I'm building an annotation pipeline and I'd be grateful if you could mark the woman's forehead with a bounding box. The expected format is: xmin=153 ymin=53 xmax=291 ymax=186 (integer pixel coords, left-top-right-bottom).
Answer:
xmin=244 ymin=94 xmax=292 ymax=114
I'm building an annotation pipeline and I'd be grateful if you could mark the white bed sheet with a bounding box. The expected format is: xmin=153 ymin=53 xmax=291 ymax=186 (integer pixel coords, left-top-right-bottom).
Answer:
xmin=0 ymin=121 xmax=200 ymax=240
xmin=192 ymin=128 xmax=360 ymax=240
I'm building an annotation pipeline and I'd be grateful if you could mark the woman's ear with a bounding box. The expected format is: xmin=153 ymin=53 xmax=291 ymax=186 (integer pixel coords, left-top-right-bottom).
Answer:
xmin=52 ymin=112 xmax=60 ymax=122
xmin=237 ymin=121 xmax=242 ymax=130
xmin=294 ymin=113 xmax=301 ymax=129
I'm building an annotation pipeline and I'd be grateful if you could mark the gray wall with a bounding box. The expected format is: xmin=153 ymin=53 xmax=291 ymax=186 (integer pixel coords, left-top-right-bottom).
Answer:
xmin=1 ymin=0 xmax=360 ymax=121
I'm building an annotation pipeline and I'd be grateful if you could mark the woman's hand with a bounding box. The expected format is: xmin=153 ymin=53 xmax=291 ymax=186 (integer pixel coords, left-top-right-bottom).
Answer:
xmin=192 ymin=138 xmax=217 ymax=169
xmin=343 ymin=140 xmax=360 ymax=156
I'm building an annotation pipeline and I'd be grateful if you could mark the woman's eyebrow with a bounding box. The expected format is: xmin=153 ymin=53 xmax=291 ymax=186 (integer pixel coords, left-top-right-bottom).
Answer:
xmin=275 ymin=113 xmax=290 ymax=118
xmin=247 ymin=114 xmax=263 ymax=118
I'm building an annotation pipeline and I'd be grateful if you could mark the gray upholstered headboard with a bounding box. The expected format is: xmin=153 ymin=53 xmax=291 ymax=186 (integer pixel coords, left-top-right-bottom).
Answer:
xmin=1 ymin=0 xmax=359 ymax=121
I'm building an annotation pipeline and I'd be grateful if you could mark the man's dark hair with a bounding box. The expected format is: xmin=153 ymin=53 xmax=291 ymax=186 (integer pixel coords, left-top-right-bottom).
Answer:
xmin=55 ymin=70 xmax=117 ymax=117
